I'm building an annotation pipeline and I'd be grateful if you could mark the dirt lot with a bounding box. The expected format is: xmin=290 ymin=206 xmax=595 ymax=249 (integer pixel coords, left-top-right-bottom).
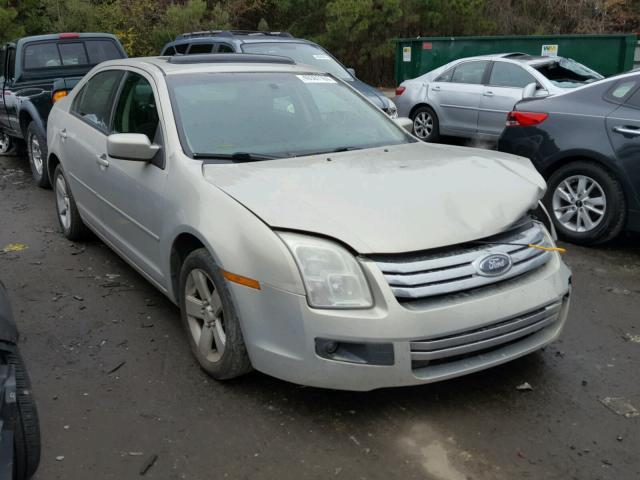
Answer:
xmin=1 ymin=153 xmax=639 ymax=480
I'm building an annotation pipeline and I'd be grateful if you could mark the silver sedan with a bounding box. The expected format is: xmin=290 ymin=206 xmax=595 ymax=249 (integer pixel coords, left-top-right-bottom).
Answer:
xmin=395 ymin=53 xmax=602 ymax=142
xmin=46 ymin=55 xmax=571 ymax=390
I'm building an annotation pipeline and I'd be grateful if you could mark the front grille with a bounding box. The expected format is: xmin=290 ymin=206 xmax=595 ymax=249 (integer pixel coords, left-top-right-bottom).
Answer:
xmin=410 ymin=299 xmax=563 ymax=368
xmin=369 ymin=221 xmax=552 ymax=301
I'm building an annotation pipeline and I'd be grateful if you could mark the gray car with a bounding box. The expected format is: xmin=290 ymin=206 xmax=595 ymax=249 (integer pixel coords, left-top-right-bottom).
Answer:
xmin=395 ymin=53 xmax=603 ymax=142
xmin=46 ymin=54 xmax=571 ymax=391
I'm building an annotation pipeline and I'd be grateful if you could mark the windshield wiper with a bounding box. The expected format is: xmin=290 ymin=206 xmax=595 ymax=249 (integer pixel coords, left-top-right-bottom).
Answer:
xmin=294 ymin=146 xmax=364 ymax=157
xmin=194 ymin=152 xmax=281 ymax=162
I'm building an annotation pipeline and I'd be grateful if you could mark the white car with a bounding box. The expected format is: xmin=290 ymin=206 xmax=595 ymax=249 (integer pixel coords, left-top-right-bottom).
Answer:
xmin=46 ymin=54 xmax=572 ymax=391
xmin=395 ymin=53 xmax=603 ymax=142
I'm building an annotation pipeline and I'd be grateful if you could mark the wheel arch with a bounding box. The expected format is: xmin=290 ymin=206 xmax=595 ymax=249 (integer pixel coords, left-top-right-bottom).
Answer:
xmin=47 ymin=152 xmax=61 ymax=185
xmin=408 ymin=102 xmax=438 ymax=120
xmin=170 ymin=232 xmax=210 ymax=303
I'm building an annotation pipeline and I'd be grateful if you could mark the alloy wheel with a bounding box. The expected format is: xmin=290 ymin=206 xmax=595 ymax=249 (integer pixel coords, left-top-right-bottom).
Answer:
xmin=184 ymin=269 xmax=226 ymax=363
xmin=413 ymin=111 xmax=433 ymax=139
xmin=55 ymin=174 xmax=71 ymax=230
xmin=30 ymin=134 xmax=43 ymax=175
xmin=0 ymin=132 xmax=10 ymax=154
xmin=552 ymin=174 xmax=606 ymax=233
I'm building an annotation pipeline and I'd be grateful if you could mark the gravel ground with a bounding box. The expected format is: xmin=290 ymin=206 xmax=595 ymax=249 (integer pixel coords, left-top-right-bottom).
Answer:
xmin=1 ymin=152 xmax=639 ymax=480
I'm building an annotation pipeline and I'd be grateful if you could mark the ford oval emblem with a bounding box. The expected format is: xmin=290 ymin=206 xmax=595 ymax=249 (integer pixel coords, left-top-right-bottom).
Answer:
xmin=474 ymin=253 xmax=513 ymax=277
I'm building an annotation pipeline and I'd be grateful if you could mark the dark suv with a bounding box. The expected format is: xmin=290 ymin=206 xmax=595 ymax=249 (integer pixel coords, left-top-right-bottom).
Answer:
xmin=0 ymin=33 xmax=127 ymax=187
xmin=160 ymin=30 xmax=397 ymax=117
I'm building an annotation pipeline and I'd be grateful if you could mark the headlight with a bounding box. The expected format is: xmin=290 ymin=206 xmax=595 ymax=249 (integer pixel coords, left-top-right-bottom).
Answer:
xmin=279 ymin=232 xmax=373 ymax=309
xmin=386 ymin=99 xmax=398 ymax=118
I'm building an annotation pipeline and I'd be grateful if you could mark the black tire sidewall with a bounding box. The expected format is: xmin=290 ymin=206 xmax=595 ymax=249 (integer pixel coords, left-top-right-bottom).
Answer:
xmin=411 ymin=106 xmax=440 ymax=142
xmin=5 ymin=350 xmax=41 ymax=480
xmin=26 ymin=123 xmax=50 ymax=189
xmin=544 ymin=161 xmax=626 ymax=245
xmin=178 ymin=249 xmax=252 ymax=380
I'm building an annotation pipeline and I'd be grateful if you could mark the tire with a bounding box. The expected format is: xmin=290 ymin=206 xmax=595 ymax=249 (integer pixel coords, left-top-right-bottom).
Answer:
xmin=544 ymin=160 xmax=626 ymax=245
xmin=53 ymin=165 xmax=89 ymax=241
xmin=0 ymin=132 xmax=13 ymax=155
xmin=179 ymin=248 xmax=252 ymax=380
xmin=5 ymin=350 xmax=41 ymax=480
xmin=26 ymin=122 xmax=50 ymax=189
xmin=411 ymin=105 xmax=440 ymax=142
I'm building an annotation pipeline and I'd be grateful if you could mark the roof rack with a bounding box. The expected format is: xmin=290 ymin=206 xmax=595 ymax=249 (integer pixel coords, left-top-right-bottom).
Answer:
xmin=175 ymin=30 xmax=293 ymax=41
xmin=167 ymin=53 xmax=296 ymax=65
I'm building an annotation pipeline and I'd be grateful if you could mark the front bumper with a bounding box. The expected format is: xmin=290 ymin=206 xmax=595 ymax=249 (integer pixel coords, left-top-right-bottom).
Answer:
xmin=230 ymin=252 xmax=571 ymax=391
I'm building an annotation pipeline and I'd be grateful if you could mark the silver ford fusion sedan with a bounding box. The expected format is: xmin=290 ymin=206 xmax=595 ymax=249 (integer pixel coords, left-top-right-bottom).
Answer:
xmin=46 ymin=54 xmax=571 ymax=391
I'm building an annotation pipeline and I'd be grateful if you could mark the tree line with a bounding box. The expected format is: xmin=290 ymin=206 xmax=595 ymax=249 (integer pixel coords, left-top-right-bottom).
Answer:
xmin=1 ymin=0 xmax=638 ymax=85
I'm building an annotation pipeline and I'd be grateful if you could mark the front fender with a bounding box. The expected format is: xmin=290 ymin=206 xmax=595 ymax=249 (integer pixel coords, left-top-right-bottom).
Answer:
xmin=17 ymin=100 xmax=47 ymax=139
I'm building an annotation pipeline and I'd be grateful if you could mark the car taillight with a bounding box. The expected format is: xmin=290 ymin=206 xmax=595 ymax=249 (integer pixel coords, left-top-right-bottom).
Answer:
xmin=506 ymin=111 xmax=548 ymax=127
xmin=52 ymin=90 xmax=68 ymax=103
xmin=395 ymin=86 xmax=406 ymax=96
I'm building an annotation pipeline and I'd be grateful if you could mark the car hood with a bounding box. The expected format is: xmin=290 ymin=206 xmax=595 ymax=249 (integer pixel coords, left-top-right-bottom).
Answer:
xmin=202 ymin=142 xmax=546 ymax=254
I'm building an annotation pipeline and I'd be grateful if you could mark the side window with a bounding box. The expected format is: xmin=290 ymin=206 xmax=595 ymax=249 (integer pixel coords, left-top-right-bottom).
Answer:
xmin=163 ymin=46 xmax=176 ymax=56
xmin=435 ymin=67 xmax=454 ymax=83
xmin=605 ymin=79 xmax=639 ymax=104
xmin=489 ymin=62 xmax=536 ymax=88
xmin=0 ymin=47 xmax=5 ymax=83
xmin=71 ymin=70 xmax=123 ymax=131
xmin=7 ymin=48 xmax=15 ymax=80
xmin=113 ymin=72 xmax=159 ymax=141
xmin=175 ymin=44 xmax=188 ymax=54
xmin=450 ymin=61 xmax=489 ymax=85
xmin=625 ymin=87 xmax=640 ymax=109
xmin=188 ymin=43 xmax=213 ymax=54
xmin=217 ymin=44 xmax=234 ymax=53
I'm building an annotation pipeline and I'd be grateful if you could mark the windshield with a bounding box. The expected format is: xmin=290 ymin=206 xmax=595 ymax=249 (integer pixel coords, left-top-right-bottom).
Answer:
xmin=534 ymin=58 xmax=603 ymax=88
xmin=167 ymin=72 xmax=410 ymax=159
xmin=240 ymin=42 xmax=352 ymax=81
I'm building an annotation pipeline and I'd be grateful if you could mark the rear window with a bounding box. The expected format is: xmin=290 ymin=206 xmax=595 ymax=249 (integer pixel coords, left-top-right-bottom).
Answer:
xmin=23 ymin=40 xmax=122 ymax=70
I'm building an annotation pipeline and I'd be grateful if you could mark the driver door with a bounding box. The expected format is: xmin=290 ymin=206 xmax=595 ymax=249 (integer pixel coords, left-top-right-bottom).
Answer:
xmin=97 ymin=70 xmax=169 ymax=287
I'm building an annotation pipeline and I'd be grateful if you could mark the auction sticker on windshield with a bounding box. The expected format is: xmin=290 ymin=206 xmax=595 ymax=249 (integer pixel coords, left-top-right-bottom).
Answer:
xmin=297 ymin=74 xmax=336 ymax=83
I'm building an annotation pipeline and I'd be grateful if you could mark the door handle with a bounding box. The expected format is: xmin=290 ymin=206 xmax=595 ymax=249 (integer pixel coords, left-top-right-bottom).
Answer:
xmin=613 ymin=126 xmax=640 ymax=137
xmin=432 ymin=85 xmax=441 ymax=91
xmin=483 ymin=91 xmax=494 ymax=97
xmin=96 ymin=153 xmax=109 ymax=168
xmin=59 ymin=128 xmax=67 ymax=139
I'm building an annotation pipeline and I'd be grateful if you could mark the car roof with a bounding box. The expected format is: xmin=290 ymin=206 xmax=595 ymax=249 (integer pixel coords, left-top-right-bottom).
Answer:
xmin=14 ymin=32 xmax=120 ymax=46
xmin=449 ymin=53 xmax=556 ymax=64
xmin=97 ymin=54 xmax=326 ymax=76
xmin=165 ymin=30 xmax=315 ymax=48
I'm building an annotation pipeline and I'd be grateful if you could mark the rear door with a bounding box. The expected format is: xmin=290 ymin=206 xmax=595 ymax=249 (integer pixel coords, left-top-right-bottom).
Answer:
xmin=605 ymin=78 xmax=640 ymax=208
xmin=427 ymin=60 xmax=489 ymax=136
xmin=479 ymin=61 xmax=537 ymax=137
xmin=60 ymin=69 xmax=124 ymax=231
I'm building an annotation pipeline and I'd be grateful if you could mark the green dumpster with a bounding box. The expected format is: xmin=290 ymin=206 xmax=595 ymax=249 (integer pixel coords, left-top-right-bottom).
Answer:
xmin=395 ymin=34 xmax=637 ymax=84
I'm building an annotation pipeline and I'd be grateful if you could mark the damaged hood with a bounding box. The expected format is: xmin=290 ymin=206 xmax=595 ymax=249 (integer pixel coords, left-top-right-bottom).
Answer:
xmin=203 ymin=142 xmax=546 ymax=254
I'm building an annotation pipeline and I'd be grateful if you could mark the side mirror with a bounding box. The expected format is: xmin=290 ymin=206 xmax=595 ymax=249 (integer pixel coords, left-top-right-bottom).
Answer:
xmin=346 ymin=67 xmax=356 ymax=78
xmin=107 ymin=133 xmax=160 ymax=161
xmin=394 ymin=117 xmax=413 ymax=133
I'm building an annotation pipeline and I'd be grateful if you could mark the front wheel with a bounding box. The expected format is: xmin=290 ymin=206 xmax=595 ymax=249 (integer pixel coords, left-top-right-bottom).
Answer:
xmin=26 ymin=123 xmax=50 ymax=189
xmin=544 ymin=161 xmax=626 ymax=245
xmin=0 ymin=132 xmax=13 ymax=155
xmin=411 ymin=106 xmax=440 ymax=142
xmin=179 ymin=249 xmax=252 ymax=380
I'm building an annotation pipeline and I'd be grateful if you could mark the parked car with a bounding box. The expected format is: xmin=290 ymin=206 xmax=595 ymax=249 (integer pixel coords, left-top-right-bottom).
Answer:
xmin=160 ymin=30 xmax=398 ymax=117
xmin=46 ymin=54 xmax=571 ymax=391
xmin=395 ymin=53 xmax=603 ymax=142
xmin=0 ymin=33 xmax=127 ymax=187
xmin=498 ymin=71 xmax=640 ymax=245
xmin=0 ymin=281 xmax=40 ymax=479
